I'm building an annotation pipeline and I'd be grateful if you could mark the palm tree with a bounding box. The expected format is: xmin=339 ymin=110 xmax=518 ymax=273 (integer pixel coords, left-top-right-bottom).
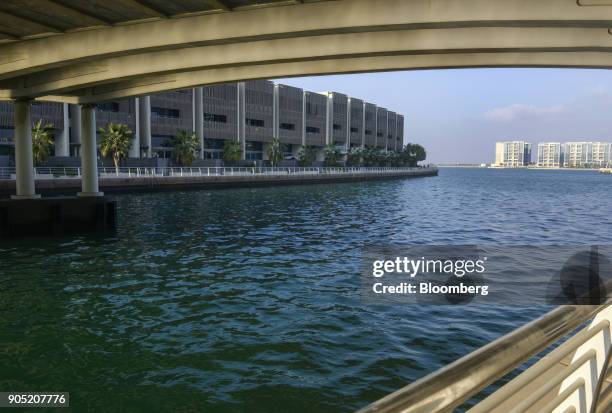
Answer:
xmin=223 ymin=139 xmax=242 ymax=165
xmin=402 ymin=143 xmax=427 ymax=167
xmin=266 ymin=136 xmax=285 ymax=166
xmin=412 ymin=144 xmax=427 ymax=166
xmin=323 ymin=143 xmax=342 ymax=167
xmin=99 ymin=123 xmax=134 ymax=173
xmin=297 ymin=145 xmax=316 ymax=167
xmin=32 ymin=119 xmax=54 ymax=166
xmin=171 ymin=130 xmax=199 ymax=166
xmin=346 ymin=146 xmax=364 ymax=166
xmin=362 ymin=146 xmax=376 ymax=167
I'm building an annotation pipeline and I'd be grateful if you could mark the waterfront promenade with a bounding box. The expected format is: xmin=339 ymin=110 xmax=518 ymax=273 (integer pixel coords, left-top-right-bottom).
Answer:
xmin=0 ymin=166 xmax=437 ymax=196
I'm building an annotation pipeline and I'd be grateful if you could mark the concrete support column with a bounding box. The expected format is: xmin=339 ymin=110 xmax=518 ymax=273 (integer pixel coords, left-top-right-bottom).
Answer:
xmin=129 ymin=97 xmax=140 ymax=158
xmin=325 ymin=93 xmax=333 ymax=145
xmin=237 ymin=82 xmax=246 ymax=160
xmin=194 ymin=87 xmax=204 ymax=159
xmin=374 ymin=107 xmax=378 ymax=148
xmin=55 ymin=102 xmax=70 ymax=157
xmin=384 ymin=112 xmax=388 ymax=152
xmin=395 ymin=117 xmax=400 ymax=151
xmin=346 ymin=98 xmax=351 ymax=151
xmin=273 ymin=85 xmax=279 ymax=140
xmin=12 ymin=99 xmax=40 ymax=199
xmin=78 ymin=104 xmax=103 ymax=197
xmin=138 ymin=96 xmax=151 ymax=158
xmin=301 ymin=91 xmax=307 ymax=146
xmin=69 ymin=104 xmax=81 ymax=156
xmin=361 ymin=102 xmax=366 ymax=148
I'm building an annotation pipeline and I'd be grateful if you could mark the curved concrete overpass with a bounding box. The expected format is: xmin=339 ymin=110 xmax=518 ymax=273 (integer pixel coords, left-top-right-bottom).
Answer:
xmin=2 ymin=0 xmax=612 ymax=199
xmin=1 ymin=0 xmax=612 ymax=101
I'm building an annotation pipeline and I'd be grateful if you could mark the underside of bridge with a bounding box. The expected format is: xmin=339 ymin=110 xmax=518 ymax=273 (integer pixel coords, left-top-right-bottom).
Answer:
xmin=1 ymin=0 xmax=612 ymax=200
xmin=0 ymin=0 xmax=612 ymax=102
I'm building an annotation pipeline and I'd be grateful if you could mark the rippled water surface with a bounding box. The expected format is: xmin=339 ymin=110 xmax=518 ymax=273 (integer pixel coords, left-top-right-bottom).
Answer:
xmin=1 ymin=168 xmax=611 ymax=412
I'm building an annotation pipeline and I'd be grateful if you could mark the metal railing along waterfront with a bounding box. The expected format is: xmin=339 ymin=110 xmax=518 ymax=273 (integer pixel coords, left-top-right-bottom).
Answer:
xmin=0 ymin=166 xmax=430 ymax=180
xmin=356 ymin=304 xmax=612 ymax=413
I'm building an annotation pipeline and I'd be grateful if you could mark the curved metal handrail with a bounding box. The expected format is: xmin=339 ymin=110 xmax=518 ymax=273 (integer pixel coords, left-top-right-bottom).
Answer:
xmin=592 ymin=344 xmax=612 ymax=413
xmin=355 ymin=305 xmax=609 ymax=413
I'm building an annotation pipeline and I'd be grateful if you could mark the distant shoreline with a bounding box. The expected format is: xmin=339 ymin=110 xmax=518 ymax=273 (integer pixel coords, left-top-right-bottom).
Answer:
xmin=437 ymin=165 xmax=602 ymax=171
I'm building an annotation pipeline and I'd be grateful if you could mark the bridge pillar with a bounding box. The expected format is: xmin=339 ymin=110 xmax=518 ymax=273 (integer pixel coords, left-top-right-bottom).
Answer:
xmin=194 ymin=87 xmax=204 ymax=159
xmin=138 ymin=96 xmax=151 ymax=158
xmin=78 ymin=104 xmax=103 ymax=197
xmin=69 ymin=104 xmax=81 ymax=156
xmin=129 ymin=97 xmax=140 ymax=158
xmin=11 ymin=98 xmax=40 ymax=199
xmin=55 ymin=103 xmax=70 ymax=157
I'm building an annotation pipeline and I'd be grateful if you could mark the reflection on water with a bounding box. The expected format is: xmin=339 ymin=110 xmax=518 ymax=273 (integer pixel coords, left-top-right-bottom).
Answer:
xmin=1 ymin=168 xmax=611 ymax=412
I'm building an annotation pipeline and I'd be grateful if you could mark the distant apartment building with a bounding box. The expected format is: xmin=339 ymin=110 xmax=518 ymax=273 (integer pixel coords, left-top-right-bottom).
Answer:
xmin=561 ymin=141 xmax=611 ymax=168
xmin=0 ymin=81 xmax=405 ymax=165
xmin=591 ymin=142 xmax=611 ymax=167
xmin=537 ymin=143 xmax=562 ymax=167
xmin=563 ymin=142 xmax=592 ymax=168
xmin=494 ymin=141 xmax=532 ymax=167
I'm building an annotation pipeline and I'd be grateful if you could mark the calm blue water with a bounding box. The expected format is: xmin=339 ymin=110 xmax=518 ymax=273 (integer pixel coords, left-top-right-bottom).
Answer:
xmin=1 ymin=168 xmax=611 ymax=412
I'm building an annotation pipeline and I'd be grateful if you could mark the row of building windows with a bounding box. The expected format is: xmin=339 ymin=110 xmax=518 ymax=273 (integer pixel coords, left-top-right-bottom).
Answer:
xmin=97 ymin=102 xmax=120 ymax=112
xmin=151 ymin=107 xmax=180 ymax=118
xmin=305 ymin=102 xmax=321 ymax=116
xmin=245 ymin=118 xmax=265 ymax=127
xmin=204 ymin=113 xmax=227 ymax=123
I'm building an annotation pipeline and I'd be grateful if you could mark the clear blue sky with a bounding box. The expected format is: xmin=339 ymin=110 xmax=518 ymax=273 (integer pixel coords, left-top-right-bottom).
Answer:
xmin=276 ymin=69 xmax=612 ymax=164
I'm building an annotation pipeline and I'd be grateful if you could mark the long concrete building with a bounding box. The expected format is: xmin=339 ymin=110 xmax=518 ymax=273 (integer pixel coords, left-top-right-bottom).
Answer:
xmin=0 ymin=80 xmax=404 ymax=166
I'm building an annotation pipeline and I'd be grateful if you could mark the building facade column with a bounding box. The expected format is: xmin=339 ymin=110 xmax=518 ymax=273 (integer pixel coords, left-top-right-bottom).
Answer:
xmin=346 ymin=98 xmax=351 ymax=151
xmin=194 ymin=87 xmax=204 ymax=159
xmin=361 ymin=102 xmax=366 ymax=148
xmin=325 ymin=93 xmax=333 ymax=146
xmin=78 ymin=104 xmax=103 ymax=197
xmin=301 ymin=91 xmax=307 ymax=147
xmin=138 ymin=96 xmax=151 ymax=158
xmin=273 ymin=85 xmax=279 ymax=140
xmin=69 ymin=103 xmax=81 ymax=157
xmin=129 ymin=97 xmax=140 ymax=158
xmin=237 ymin=82 xmax=246 ymax=160
xmin=55 ymin=102 xmax=70 ymax=157
xmin=374 ymin=108 xmax=378 ymax=148
xmin=395 ymin=116 xmax=400 ymax=151
xmin=384 ymin=111 xmax=389 ymax=152
xmin=12 ymin=98 xmax=39 ymax=199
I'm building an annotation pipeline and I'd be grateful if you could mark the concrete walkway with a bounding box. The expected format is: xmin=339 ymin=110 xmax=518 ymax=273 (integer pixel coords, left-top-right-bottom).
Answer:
xmin=0 ymin=167 xmax=438 ymax=196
